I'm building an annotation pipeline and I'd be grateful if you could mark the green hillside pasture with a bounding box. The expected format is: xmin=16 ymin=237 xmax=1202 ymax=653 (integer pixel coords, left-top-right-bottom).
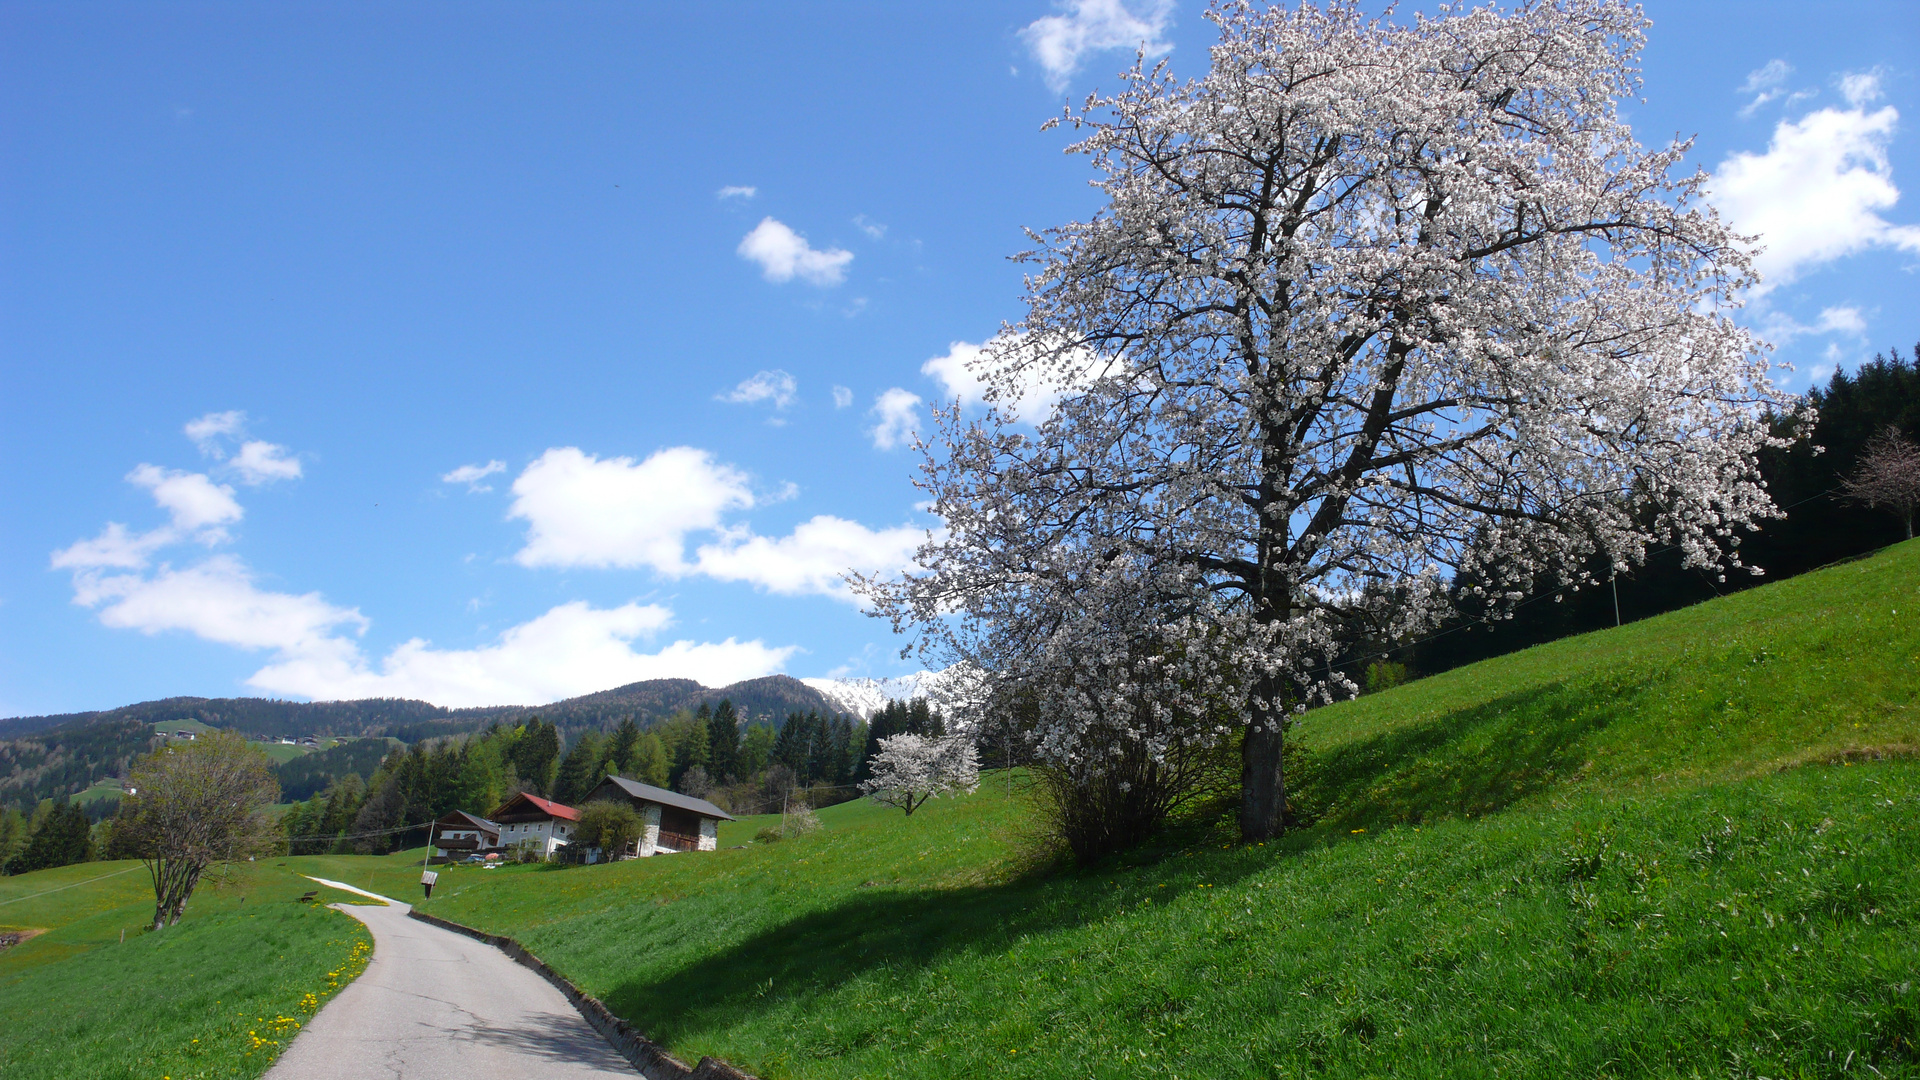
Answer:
xmin=0 ymin=861 xmax=375 ymax=1079
xmin=417 ymin=542 xmax=1920 ymax=1079
xmin=1289 ymin=541 xmax=1919 ymax=826
xmin=0 ymin=848 xmax=437 ymax=1079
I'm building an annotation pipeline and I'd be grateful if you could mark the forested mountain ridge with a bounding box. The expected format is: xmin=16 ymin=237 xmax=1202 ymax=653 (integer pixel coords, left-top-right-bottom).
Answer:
xmin=0 ymin=675 xmax=851 ymax=813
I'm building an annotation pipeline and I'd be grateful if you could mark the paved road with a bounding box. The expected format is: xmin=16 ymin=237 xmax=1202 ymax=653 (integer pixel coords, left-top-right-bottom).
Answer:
xmin=266 ymin=901 xmax=636 ymax=1079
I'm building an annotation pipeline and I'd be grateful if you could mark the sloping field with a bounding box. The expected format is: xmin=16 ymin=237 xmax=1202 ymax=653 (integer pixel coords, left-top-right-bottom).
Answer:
xmin=0 ymin=851 xmax=429 ymax=1079
xmin=417 ymin=542 xmax=1920 ymax=1079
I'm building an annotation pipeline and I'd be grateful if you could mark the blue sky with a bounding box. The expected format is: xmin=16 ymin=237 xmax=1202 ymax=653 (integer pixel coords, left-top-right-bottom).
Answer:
xmin=3 ymin=0 xmax=1916 ymax=716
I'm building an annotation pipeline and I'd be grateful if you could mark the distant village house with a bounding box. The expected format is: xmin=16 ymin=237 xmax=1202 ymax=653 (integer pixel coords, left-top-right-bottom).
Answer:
xmin=429 ymin=810 xmax=500 ymax=861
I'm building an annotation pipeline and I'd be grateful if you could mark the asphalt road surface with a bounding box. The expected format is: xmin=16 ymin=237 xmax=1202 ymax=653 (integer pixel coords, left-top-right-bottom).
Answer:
xmin=265 ymin=900 xmax=636 ymax=1079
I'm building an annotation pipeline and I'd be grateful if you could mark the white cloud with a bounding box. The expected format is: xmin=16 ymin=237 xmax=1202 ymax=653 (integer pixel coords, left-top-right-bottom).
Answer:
xmin=1737 ymin=59 xmax=1793 ymax=119
xmin=853 ymin=214 xmax=887 ymax=239
xmin=920 ymin=333 xmax=1108 ymax=423
xmin=248 ymin=600 xmax=797 ymax=707
xmin=832 ymin=385 xmax=854 ymax=409
xmin=508 ymin=446 xmax=754 ymax=572
xmin=51 ymin=463 xmax=244 ymax=572
xmin=1021 ymin=0 xmax=1175 ymax=94
xmin=73 ymin=555 xmax=368 ymax=656
xmin=442 ymin=460 xmax=508 ymax=492
xmin=717 ymin=185 xmax=758 ymax=200
xmin=1711 ymin=98 xmax=1920 ymax=294
xmin=185 ymin=410 xmax=246 ymax=455
xmin=869 ymin=388 xmax=923 ymax=450
xmin=229 ymin=440 xmax=302 ymax=485
xmin=1815 ymin=305 xmax=1868 ymax=336
xmin=128 ymin=464 xmax=243 ymax=534
xmin=51 ymin=522 xmax=173 ymax=572
xmin=718 ymin=369 xmax=798 ymax=410
xmin=1840 ymin=68 xmax=1886 ymax=109
xmin=695 ymin=516 xmax=926 ymax=603
xmin=66 ymin=552 xmax=794 ymax=707
xmin=737 ymin=217 xmax=853 ymax=286
xmin=1758 ymin=304 xmax=1871 ymax=346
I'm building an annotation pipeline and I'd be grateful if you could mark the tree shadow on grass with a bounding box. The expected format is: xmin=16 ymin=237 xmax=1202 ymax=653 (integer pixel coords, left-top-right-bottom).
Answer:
xmin=599 ymin=681 xmax=1649 ymax=1053
xmin=1294 ymin=678 xmax=1652 ymax=829
xmin=598 ymin=845 xmax=1275 ymax=1051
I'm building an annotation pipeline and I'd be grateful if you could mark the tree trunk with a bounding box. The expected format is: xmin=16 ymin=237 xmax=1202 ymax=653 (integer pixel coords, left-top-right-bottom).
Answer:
xmin=1240 ymin=673 xmax=1289 ymax=840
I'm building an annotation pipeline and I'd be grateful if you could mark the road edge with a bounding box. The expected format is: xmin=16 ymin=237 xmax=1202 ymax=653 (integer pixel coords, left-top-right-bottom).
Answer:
xmin=406 ymin=908 xmax=758 ymax=1080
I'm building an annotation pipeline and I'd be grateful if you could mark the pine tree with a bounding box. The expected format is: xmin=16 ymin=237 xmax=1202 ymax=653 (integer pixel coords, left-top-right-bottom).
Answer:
xmin=773 ymin=712 xmax=808 ymax=778
xmin=511 ymin=719 xmax=561 ymax=795
xmin=708 ymin=701 xmax=740 ymax=781
xmin=807 ymin=712 xmax=837 ymax=786
xmin=670 ymin=720 xmax=709 ymax=790
xmin=552 ymin=733 xmax=604 ymax=805
xmin=4 ymin=802 xmax=91 ymax=874
xmin=828 ymin=716 xmax=855 ymax=785
xmin=737 ymin=724 xmax=775 ymax=777
xmin=631 ymin=733 xmax=670 ymax=788
xmin=606 ymin=717 xmax=641 ymax=776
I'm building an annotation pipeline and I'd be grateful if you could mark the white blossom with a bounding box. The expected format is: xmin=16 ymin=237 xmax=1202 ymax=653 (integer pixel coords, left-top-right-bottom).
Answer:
xmin=860 ymin=734 xmax=981 ymax=815
xmin=859 ymin=0 xmax=1801 ymax=841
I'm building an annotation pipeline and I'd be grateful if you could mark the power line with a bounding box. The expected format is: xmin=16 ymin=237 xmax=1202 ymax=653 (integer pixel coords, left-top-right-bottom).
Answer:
xmin=1296 ymin=486 xmax=1843 ymax=682
xmin=0 ymin=864 xmax=142 ymax=907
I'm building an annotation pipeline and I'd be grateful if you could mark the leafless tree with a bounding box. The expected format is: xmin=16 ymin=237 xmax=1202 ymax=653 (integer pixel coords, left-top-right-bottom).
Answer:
xmin=120 ymin=730 xmax=280 ymax=930
xmin=1842 ymin=425 xmax=1920 ymax=540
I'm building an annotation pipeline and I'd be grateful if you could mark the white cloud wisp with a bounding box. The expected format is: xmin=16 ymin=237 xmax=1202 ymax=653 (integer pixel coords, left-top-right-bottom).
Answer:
xmin=718 ymin=369 xmax=799 ymax=410
xmin=442 ymin=460 xmax=508 ymax=492
xmin=869 ymin=388 xmax=923 ymax=451
xmin=737 ymin=217 xmax=853 ymax=286
xmin=1022 ymin=0 xmax=1175 ymax=93
xmin=695 ymin=516 xmax=926 ymax=603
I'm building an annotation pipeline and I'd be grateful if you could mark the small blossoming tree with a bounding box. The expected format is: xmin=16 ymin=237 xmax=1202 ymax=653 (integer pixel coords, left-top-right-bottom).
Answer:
xmin=1842 ymin=425 xmax=1920 ymax=540
xmin=860 ymin=734 xmax=981 ymax=816
xmin=862 ymin=0 xmax=1799 ymax=842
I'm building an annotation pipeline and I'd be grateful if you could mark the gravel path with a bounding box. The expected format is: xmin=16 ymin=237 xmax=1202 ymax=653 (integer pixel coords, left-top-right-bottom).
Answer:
xmin=265 ymin=900 xmax=636 ymax=1079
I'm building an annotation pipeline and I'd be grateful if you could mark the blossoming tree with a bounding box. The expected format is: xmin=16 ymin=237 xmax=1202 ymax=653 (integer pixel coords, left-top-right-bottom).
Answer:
xmin=862 ymin=0 xmax=1797 ymax=841
xmin=860 ymin=733 xmax=981 ymax=816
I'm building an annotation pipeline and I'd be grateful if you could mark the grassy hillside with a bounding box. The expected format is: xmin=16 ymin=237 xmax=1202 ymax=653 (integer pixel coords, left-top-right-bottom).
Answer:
xmin=0 ymin=850 xmax=430 ymax=1079
xmin=417 ymin=541 xmax=1920 ymax=1079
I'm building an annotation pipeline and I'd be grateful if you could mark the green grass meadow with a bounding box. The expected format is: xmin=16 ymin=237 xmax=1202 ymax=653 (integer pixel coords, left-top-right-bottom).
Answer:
xmin=411 ymin=541 xmax=1920 ymax=1079
xmin=0 ymin=850 xmax=433 ymax=1079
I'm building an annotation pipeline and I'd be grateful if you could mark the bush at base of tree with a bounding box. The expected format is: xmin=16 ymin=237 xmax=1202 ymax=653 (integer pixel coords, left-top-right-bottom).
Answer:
xmin=1029 ymin=720 xmax=1238 ymax=866
xmin=572 ymin=799 xmax=644 ymax=861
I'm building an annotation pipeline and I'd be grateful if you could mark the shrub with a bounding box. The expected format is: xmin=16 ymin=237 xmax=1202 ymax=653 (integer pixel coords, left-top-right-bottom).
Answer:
xmin=1364 ymin=661 xmax=1411 ymax=694
xmin=782 ymin=803 xmax=821 ymax=837
xmin=573 ymin=799 xmax=644 ymax=860
xmin=1029 ymin=696 xmax=1239 ymax=865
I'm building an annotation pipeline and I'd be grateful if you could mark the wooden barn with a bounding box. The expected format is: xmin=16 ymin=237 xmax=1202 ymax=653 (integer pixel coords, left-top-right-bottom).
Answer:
xmin=581 ymin=776 xmax=734 ymax=858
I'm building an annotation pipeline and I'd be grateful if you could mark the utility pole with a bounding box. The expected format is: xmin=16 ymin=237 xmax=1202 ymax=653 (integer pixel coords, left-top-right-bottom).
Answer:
xmin=420 ymin=820 xmax=438 ymax=899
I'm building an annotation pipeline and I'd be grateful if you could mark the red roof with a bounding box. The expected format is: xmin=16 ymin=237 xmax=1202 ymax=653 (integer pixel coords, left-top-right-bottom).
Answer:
xmin=491 ymin=792 xmax=580 ymax=821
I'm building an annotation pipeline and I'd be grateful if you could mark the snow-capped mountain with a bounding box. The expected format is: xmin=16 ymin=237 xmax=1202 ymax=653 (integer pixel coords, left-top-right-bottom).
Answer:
xmin=801 ymin=670 xmax=964 ymax=720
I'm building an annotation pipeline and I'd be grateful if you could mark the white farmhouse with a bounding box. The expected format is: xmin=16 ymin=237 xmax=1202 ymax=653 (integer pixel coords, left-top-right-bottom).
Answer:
xmin=488 ymin=792 xmax=579 ymax=858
